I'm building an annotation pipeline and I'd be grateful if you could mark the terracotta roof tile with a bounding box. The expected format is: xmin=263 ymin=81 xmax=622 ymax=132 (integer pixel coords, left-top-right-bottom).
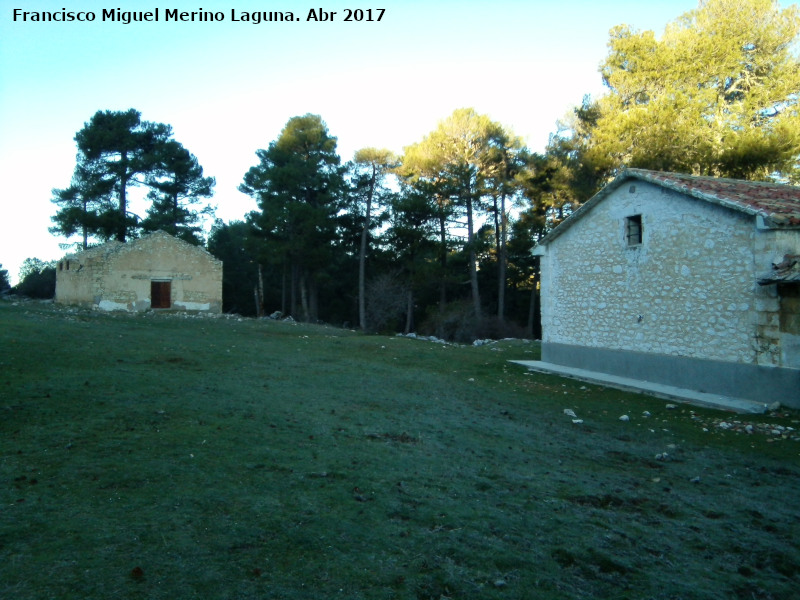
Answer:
xmin=627 ymin=169 xmax=800 ymax=227
xmin=537 ymin=169 xmax=800 ymax=248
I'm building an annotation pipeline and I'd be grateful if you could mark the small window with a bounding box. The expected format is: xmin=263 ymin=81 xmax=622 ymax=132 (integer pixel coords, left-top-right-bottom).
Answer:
xmin=626 ymin=215 xmax=642 ymax=246
xmin=58 ymin=262 xmax=63 ymax=271
xmin=65 ymin=260 xmax=70 ymax=270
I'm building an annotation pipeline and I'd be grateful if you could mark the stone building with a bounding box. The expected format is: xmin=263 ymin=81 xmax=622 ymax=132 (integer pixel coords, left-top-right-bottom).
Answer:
xmin=533 ymin=169 xmax=800 ymax=408
xmin=55 ymin=231 xmax=222 ymax=313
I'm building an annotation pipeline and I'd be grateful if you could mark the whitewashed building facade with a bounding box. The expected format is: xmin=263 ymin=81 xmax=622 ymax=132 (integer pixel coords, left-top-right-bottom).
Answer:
xmin=534 ymin=169 xmax=800 ymax=408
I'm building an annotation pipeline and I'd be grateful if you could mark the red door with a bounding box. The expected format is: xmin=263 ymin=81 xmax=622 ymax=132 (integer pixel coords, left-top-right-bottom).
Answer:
xmin=151 ymin=281 xmax=171 ymax=309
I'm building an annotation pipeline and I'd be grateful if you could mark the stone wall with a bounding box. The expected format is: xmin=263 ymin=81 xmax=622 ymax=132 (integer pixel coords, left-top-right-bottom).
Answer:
xmin=754 ymin=229 xmax=800 ymax=368
xmin=55 ymin=232 xmax=222 ymax=313
xmin=540 ymin=181 xmax=764 ymax=364
xmin=55 ymin=243 xmax=122 ymax=307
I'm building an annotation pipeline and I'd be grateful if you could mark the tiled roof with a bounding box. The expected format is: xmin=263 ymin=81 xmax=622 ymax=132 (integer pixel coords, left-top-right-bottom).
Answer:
xmin=627 ymin=169 xmax=800 ymax=228
xmin=537 ymin=169 xmax=800 ymax=248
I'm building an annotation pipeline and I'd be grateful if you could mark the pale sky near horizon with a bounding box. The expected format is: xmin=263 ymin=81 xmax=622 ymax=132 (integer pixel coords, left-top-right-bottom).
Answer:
xmin=0 ymin=0 xmax=700 ymax=284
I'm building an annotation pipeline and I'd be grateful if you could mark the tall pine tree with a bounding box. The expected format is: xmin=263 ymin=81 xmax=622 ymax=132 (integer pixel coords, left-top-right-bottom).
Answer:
xmin=589 ymin=0 xmax=800 ymax=180
xmin=141 ymin=139 xmax=216 ymax=244
xmin=240 ymin=114 xmax=346 ymax=322
xmin=74 ymin=109 xmax=172 ymax=242
xmin=51 ymin=109 xmax=215 ymax=247
xmin=349 ymin=148 xmax=397 ymax=330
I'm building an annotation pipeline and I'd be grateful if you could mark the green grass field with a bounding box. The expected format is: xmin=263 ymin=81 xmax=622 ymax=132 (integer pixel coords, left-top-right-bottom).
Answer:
xmin=2 ymin=300 xmax=799 ymax=599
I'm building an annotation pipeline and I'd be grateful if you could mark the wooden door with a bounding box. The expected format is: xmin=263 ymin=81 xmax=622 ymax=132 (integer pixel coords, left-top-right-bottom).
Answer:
xmin=151 ymin=281 xmax=171 ymax=309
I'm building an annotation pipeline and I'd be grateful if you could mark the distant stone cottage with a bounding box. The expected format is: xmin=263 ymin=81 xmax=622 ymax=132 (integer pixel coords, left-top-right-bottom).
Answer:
xmin=55 ymin=231 xmax=222 ymax=313
xmin=534 ymin=169 xmax=800 ymax=408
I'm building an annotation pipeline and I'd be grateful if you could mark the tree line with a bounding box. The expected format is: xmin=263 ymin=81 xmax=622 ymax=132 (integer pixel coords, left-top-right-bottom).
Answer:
xmin=225 ymin=108 xmax=548 ymax=339
xmin=40 ymin=0 xmax=800 ymax=339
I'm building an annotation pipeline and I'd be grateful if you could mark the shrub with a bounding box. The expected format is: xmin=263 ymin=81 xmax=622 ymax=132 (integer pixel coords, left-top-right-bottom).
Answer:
xmin=420 ymin=301 xmax=529 ymax=343
xmin=419 ymin=300 xmax=477 ymax=343
xmin=15 ymin=266 xmax=56 ymax=299
xmin=365 ymin=273 xmax=407 ymax=333
xmin=0 ymin=264 xmax=10 ymax=293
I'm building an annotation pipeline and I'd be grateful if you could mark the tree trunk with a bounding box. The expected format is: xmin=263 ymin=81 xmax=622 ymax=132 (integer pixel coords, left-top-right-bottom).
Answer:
xmin=497 ymin=193 xmax=507 ymax=321
xmin=405 ymin=288 xmax=414 ymax=333
xmin=117 ymin=155 xmax=128 ymax=242
xmin=465 ymin=188 xmax=481 ymax=318
xmin=527 ymin=257 xmax=541 ymax=339
xmin=257 ymin=264 xmax=265 ymax=318
xmin=281 ymin=260 xmax=287 ymax=315
xmin=81 ymin=198 xmax=89 ymax=249
xmin=299 ymin=270 xmax=310 ymax=322
xmin=527 ymin=286 xmax=536 ymax=339
xmin=358 ymin=166 xmax=376 ymax=330
xmin=171 ymin=191 xmax=179 ymax=233
xmin=492 ymin=193 xmax=501 ymax=253
xmin=309 ymin=276 xmax=319 ymax=322
xmin=290 ymin=262 xmax=299 ymax=318
xmin=438 ymin=209 xmax=448 ymax=311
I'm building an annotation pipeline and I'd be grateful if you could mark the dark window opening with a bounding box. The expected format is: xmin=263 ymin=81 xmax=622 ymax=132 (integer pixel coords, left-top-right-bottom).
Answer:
xmin=626 ymin=215 xmax=643 ymax=246
xmin=151 ymin=281 xmax=172 ymax=309
xmin=779 ymin=284 xmax=800 ymax=335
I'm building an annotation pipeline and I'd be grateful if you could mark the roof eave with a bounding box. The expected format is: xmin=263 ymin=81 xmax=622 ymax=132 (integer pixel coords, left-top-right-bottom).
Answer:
xmin=536 ymin=168 xmax=800 ymax=251
xmin=625 ymin=169 xmax=766 ymax=218
xmin=536 ymin=171 xmax=638 ymax=247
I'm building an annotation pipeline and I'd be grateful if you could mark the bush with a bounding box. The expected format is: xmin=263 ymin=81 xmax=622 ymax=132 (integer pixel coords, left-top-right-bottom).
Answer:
xmin=365 ymin=273 xmax=407 ymax=333
xmin=420 ymin=301 xmax=529 ymax=343
xmin=473 ymin=314 xmax=529 ymax=340
xmin=0 ymin=264 xmax=10 ymax=293
xmin=419 ymin=300 xmax=474 ymax=342
xmin=15 ymin=267 xmax=56 ymax=299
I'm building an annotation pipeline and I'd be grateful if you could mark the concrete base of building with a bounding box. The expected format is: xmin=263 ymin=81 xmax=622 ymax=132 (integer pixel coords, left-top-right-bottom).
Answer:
xmin=512 ymin=342 xmax=799 ymax=412
xmin=510 ymin=359 xmax=770 ymax=413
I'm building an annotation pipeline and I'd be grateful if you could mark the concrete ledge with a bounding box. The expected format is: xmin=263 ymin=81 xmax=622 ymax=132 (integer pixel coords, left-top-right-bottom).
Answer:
xmin=541 ymin=342 xmax=799 ymax=409
xmin=510 ymin=360 xmax=769 ymax=414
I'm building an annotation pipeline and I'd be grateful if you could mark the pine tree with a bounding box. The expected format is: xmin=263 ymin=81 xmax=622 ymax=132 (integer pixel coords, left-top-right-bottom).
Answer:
xmin=401 ymin=108 xmax=520 ymax=318
xmin=73 ymin=109 xmax=172 ymax=241
xmin=350 ymin=148 xmax=398 ymax=330
xmin=589 ymin=0 xmax=800 ymax=180
xmin=51 ymin=109 xmax=215 ymax=248
xmin=49 ymin=160 xmax=115 ymax=249
xmin=141 ymin=139 xmax=216 ymax=244
xmin=240 ymin=114 xmax=346 ymax=322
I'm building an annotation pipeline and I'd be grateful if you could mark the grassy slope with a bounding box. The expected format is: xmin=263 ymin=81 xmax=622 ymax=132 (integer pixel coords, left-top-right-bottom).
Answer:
xmin=1 ymin=301 xmax=799 ymax=600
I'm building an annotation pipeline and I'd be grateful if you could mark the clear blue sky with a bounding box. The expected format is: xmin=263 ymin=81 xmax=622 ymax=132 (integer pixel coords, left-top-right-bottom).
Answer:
xmin=0 ymin=0 xmax=699 ymax=284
